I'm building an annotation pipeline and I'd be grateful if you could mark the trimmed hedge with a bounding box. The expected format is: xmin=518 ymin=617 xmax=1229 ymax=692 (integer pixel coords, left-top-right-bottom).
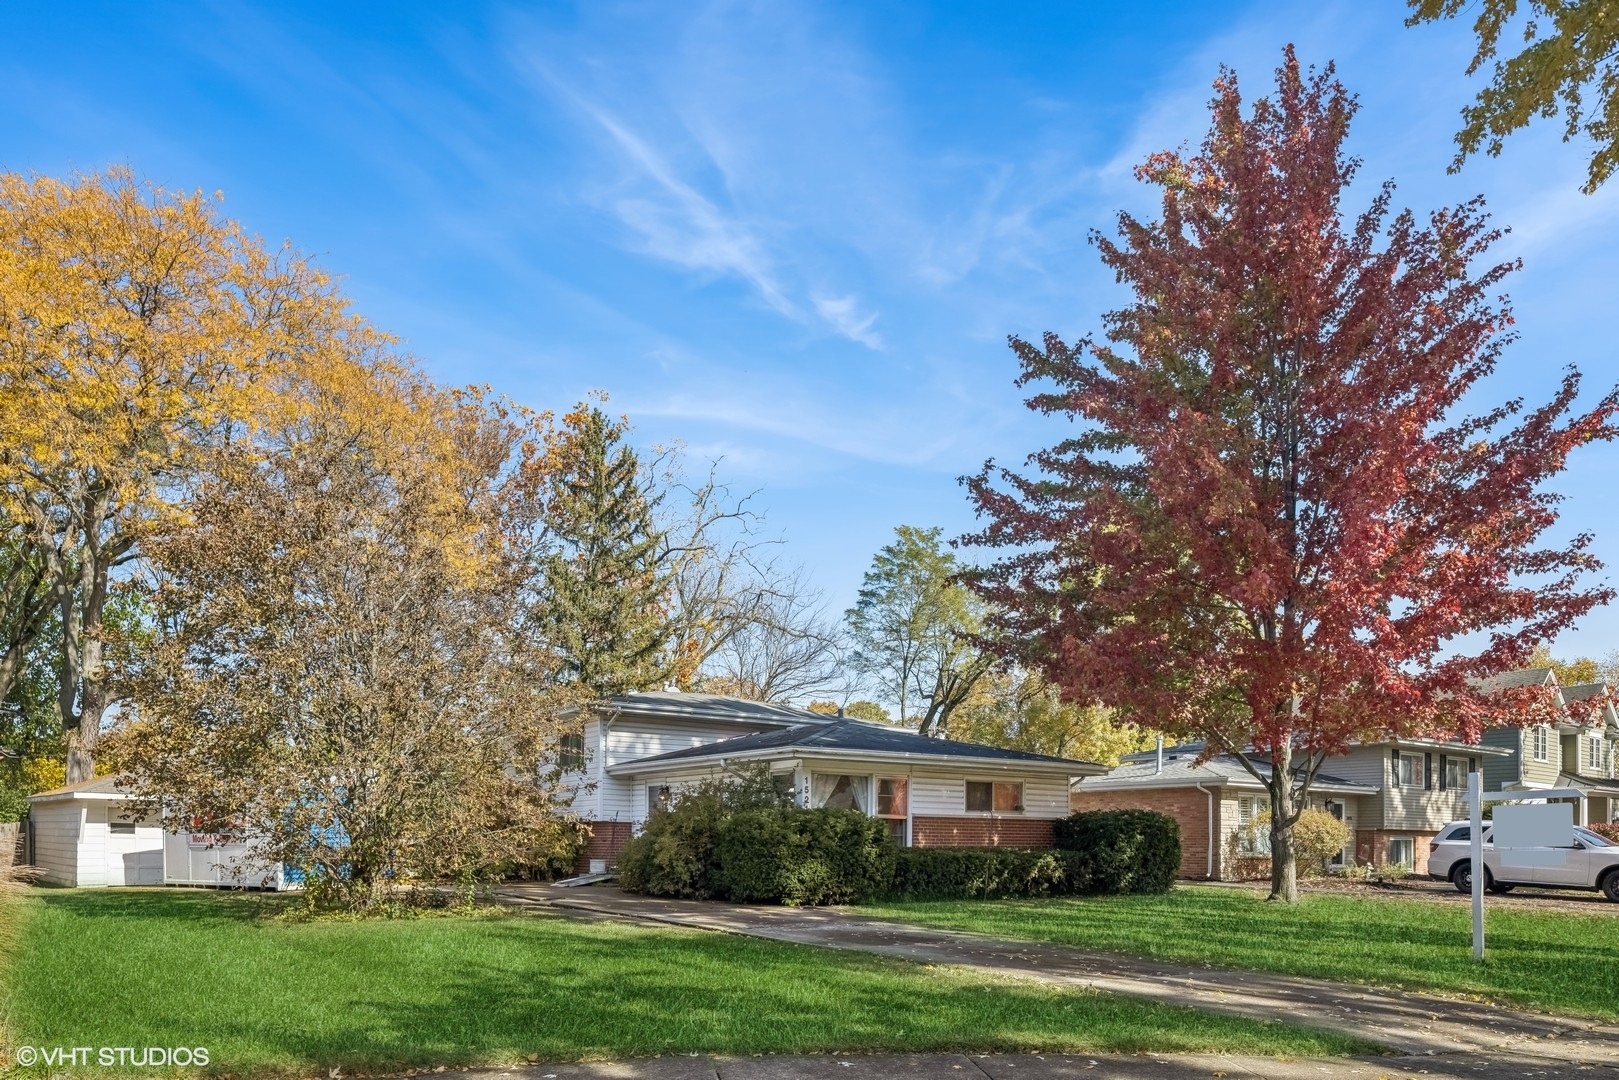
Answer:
xmin=885 ymin=847 xmax=1088 ymax=900
xmin=712 ymin=808 xmax=895 ymax=905
xmin=621 ymin=795 xmax=1180 ymax=905
xmin=1054 ymin=809 xmax=1179 ymax=895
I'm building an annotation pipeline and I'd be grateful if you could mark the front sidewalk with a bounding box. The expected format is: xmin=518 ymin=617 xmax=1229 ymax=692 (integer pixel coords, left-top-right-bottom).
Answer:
xmin=444 ymin=1047 xmax=1619 ymax=1079
xmin=496 ymin=884 xmax=1619 ymax=1067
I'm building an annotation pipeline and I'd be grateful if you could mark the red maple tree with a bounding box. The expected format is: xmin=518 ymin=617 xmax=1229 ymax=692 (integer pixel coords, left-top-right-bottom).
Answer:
xmin=962 ymin=48 xmax=1619 ymax=901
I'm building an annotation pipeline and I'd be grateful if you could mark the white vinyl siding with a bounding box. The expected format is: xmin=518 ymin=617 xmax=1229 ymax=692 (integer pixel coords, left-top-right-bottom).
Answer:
xmin=26 ymin=802 xmax=85 ymax=887
xmin=589 ymin=715 xmax=793 ymax=824
xmin=907 ymin=771 xmax=1068 ymax=818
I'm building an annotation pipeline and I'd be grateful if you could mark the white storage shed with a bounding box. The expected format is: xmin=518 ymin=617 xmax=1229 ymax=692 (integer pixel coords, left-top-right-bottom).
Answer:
xmin=25 ymin=776 xmax=286 ymax=889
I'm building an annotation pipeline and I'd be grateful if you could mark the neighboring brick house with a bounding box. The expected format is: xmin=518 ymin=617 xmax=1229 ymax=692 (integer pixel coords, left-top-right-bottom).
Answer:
xmin=1480 ymin=668 xmax=1619 ymax=826
xmin=1069 ymin=747 xmax=1376 ymax=880
xmin=556 ymin=692 xmax=1109 ymax=874
xmin=1071 ymin=737 xmax=1508 ymax=879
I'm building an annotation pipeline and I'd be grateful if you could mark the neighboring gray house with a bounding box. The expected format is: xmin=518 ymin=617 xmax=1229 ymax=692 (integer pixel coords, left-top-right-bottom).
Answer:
xmin=557 ymin=691 xmax=1108 ymax=873
xmin=1480 ymin=668 xmax=1619 ymax=825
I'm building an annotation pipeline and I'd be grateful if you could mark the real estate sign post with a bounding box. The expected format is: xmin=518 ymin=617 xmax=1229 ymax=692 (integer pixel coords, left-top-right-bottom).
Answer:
xmin=1469 ymin=772 xmax=1484 ymax=960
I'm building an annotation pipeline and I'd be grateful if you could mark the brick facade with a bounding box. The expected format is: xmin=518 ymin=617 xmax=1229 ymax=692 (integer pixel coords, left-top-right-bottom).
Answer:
xmin=1355 ymin=828 xmax=1440 ymax=876
xmin=1070 ymin=786 xmax=1219 ymax=880
xmin=574 ymin=820 xmax=634 ymax=874
xmin=910 ymin=815 xmax=1056 ymax=848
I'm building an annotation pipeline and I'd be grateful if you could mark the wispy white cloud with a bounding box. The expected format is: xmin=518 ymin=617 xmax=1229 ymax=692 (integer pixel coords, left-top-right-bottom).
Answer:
xmin=811 ymin=292 xmax=882 ymax=349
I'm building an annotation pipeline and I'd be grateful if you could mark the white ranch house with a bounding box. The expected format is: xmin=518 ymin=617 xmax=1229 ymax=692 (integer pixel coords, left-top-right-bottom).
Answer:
xmin=560 ymin=692 xmax=1108 ymax=873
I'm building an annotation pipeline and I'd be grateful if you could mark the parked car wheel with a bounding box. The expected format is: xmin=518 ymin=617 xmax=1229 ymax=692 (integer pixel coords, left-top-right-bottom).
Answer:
xmin=1602 ymin=871 xmax=1619 ymax=904
xmin=1452 ymin=862 xmax=1497 ymax=895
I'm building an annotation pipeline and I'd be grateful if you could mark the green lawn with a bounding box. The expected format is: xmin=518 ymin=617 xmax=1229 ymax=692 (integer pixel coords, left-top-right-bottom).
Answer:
xmin=861 ymin=886 xmax=1619 ymax=1019
xmin=0 ymin=890 xmax=1373 ymax=1076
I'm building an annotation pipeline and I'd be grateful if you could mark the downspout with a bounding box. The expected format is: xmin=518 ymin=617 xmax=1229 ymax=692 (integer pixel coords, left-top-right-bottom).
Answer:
xmin=599 ymin=706 xmax=623 ymax=822
xmin=1194 ymin=781 xmax=1215 ymax=880
xmin=1156 ymin=736 xmax=1164 ymax=774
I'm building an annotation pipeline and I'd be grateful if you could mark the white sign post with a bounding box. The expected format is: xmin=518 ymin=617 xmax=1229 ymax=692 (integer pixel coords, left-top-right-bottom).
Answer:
xmin=1464 ymin=782 xmax=1584 ymax=961
xmin=1469 ymin=772 xmax=1483 ymax=960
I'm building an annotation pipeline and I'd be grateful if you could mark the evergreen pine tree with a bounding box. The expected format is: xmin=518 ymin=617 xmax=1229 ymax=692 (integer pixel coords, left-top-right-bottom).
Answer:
xmin=539 ymin=404 xmax=673 ymax=698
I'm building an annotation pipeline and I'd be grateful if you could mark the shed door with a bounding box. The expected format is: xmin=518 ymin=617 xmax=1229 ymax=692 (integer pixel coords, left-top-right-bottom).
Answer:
xmin=106 ymin=821 xmax=164 ymax=886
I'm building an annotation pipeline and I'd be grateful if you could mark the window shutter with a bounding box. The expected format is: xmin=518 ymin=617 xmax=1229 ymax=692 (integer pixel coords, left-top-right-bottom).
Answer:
xmin=1438 ymin=755 xmax=1448 ymax=790
xmin=1469 ymin=756 xmax=1477 ymax=773
xmin=1391 ymin=747 xmax=1400 ymax=780
xmin=1424 ymin=753 xmax=1434 ymax=791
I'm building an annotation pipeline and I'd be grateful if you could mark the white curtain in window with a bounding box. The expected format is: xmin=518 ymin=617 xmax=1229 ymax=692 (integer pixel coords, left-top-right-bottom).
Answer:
xmin=811 ymin=774 xmax=871 ymax=813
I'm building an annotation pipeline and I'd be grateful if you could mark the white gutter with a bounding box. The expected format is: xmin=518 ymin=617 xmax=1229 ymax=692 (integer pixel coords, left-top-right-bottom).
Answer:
xmin=1194 ymin=780 xmax=1215 ymax=879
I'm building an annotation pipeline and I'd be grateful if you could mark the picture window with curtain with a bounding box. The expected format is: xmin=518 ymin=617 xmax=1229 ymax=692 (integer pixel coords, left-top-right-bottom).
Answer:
xmin=812 ymin=774 xmax=871 ymax=813
xmin=1397 ymin=752 xmax=1424 ymax=788
xmin=1387 ymin=836 xmax=1415 ymax=868
xmin=1444 ymin=756 xmax=1468 ymax=790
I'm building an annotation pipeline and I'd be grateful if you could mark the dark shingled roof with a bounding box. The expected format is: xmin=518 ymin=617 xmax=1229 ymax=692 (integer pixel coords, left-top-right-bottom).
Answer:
xmin=1080 ymin=753 xmax=1377 ymax=793
xmin=1561 ymin=682 xmax=1610 ymax=703
xmin=615 ymin=719 xmax=1101 ymax=770
xmin=1472 ymin=667 xmax=1556 ymax=692
xmin=594 ymin=691 xmax=847 ymax=728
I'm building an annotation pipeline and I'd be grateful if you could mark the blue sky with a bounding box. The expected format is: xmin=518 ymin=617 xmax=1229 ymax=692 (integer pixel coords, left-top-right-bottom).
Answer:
xmin=6 ymin=1 xmax=1618 ymax=656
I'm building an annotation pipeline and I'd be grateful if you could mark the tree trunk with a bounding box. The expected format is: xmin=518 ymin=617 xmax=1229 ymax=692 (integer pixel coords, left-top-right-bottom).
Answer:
xmin=60 ymin=522 xmax=111 ymax=785
xmin=1267 ymin=734 xmax=1301 ymax=903
xmin=1268 ymin=801 xmax=1298 ymax=902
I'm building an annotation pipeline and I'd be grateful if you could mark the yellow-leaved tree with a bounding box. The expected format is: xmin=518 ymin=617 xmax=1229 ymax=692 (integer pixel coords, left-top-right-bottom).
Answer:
xmin=949 ymin=667 xmax=1153 ymax=765
xmin=114 ymin=362 xmax=584 ymax=910
xmin=0 ymin=169 xmax=380 ymax=781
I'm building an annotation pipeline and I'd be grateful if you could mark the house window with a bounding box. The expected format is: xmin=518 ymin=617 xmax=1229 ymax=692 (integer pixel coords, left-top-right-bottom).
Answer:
xmin=1397 ymin=753 xmax=1424 ymax=788
xmin=1237 ymin=795 xmax=1271 ymax=855
xmin=965 ymin=780 xmax=1023 ymax=813
xmin=1387 ymin=836 xmax=1415 ymax=868
xmin=1532 ymin=725 xmax=1549 ymax=762
xmin=1444 ymin=757 xmax=1469 ymax=791
xmin=109 ymin=822 xmax=136 ymax=836
xmin=559 ymin=733 xmax=586 ymax=771
xmin=812 ymin=774 xmax=871 ymax=813
xmin=647 ymin=784 xmax=673 ymax=814
xmin=876 ymin=777 xmax=909 ymax=845
xmin=1590 ymin=736 xmax=1606 ymax=772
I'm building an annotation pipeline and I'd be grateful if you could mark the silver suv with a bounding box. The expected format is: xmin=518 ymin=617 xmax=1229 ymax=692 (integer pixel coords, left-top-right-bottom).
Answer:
xmin=1428 ymin=821 xmax=1619 ymax=901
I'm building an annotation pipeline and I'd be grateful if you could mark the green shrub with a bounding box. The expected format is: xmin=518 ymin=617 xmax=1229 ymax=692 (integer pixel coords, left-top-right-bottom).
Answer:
xmin=617 ymin=765 xmax=794 ymax=900
xmin=885 ymin=847 xmax=1088 ymax=900
xmin=1054 ymin=809 xmax=1180 ymax=894
xmin=1292 ymin=809 xmax=1352 ymax=876
xmin=0 ymin=785 xmax=28 ymax=825
xmin=713 ymin=808 xmax=894 ymax=905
